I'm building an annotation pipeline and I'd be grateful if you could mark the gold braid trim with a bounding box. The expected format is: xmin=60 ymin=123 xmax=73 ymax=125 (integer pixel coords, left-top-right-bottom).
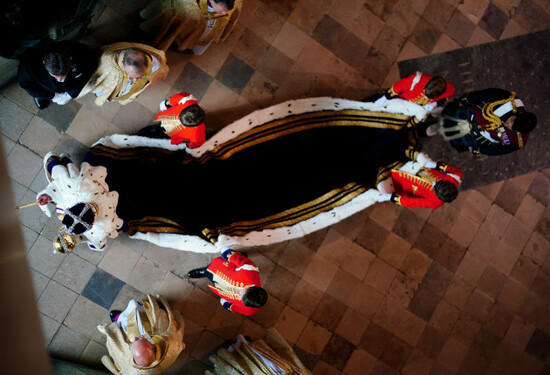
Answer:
xmin=482 ymin=92 xmax=516 ymax=130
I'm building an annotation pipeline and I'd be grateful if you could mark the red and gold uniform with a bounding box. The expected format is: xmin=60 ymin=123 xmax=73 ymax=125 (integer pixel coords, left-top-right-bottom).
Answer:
xmin=387 ymin=72 xmax=455 ymax=105
xmin=154 ymin=92 xmax=206 ymax=147
xmin=390 ymin=164 xmax=462 ymax=209
xmin=206 ymin=249 xmax=262 ymax=316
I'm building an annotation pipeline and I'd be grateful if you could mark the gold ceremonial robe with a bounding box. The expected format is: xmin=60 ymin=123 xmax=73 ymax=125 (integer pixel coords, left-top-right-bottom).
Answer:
xmin=97 ymin=295 xmax=185 ymax=375
xmin=206 ymin=328 xmax=312 ymax=375
xmin=78 ymin=42 xmax=169 ymax=106
xmin=140 ymin=0 xmax=242 ymax=52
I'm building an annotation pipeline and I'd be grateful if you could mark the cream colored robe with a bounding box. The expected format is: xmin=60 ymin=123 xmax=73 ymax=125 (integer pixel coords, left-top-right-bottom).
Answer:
xmin=97 ymin=295 xmax=185 ymax=375
xmin=140 ymin=0 xmax=242 ymax=52
xmin=206 ymin=328 xmax=312 ymax=375
xmin=78 ymin=42 xmax=169 ymax=106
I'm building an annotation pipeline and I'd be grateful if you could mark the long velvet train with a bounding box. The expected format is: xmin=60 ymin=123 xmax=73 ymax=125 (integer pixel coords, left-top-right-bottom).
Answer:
xmin=85 ymin=97 xmax=426 ymax=252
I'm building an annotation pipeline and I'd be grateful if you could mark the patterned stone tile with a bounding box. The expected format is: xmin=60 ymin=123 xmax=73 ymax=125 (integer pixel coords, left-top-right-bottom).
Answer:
xmin=409 ymin=17 xmax=443 ymax=54
xmin=513 ymin=0 xmax=550 ymax=32
xmin=232 ymin=28 xmax=271 ymax=69
xmin=37 ymin=280 xmax=78 ymax=323
xmin=81 ymin=268 xmax=124 ymax=310
xmin=0 ymin=97 xmax=34 ymax=141
xmin=311 ymin=295 xmax=348 ymax=331
xmin=335 ymin=308 xmax=370 ymax=345
xmin=312 ymin=15 xmax=348 ymax=54
xmin=408 ymin=287 xmax=441 ymax=321
xmin=53 ymin=254 xmax=96 ymax=294
xmin=64 ymin=296 xmax=107 ymax=343
xmin=445 ymin=10 xmax=477 ymax=46
xmin=48 ymin=325 xmax=89 ymax=361
xmin=479 ymin=2 xmax=510 ymax=39
xmin=264 ymin=265 xmax=300 ymax=303
xmin=6 ymin=143 xmax=42 ymax=186
xmin=363 ymin=0 xmax=401 ymax=20
xmin=35 ymin=99 xmax=82 ymax=133
xmin=379 ymin=335 xmax=413 ymax=371
xmin=360 ymin=322 xmax=393 ymax=358
xmin=172 ymin=62 xmax=214 ymax=100
xmin=247 ymin=2 xmax=286 ymax=44
xmin=373 ymin=25 xmax=407 ymax=62
xmin=256 ymin=45 xmax=295 ymax=85
xmin=335 ymin=31 xmax=370 ymax=69
xmin=272 ymin=306 xmax=308 ymax=344
xmin=349 ymin=217 xmax=389 ymax=254
xmin=296 ymin=320 xmax=332 ymax=355
xmin=393 ymin=209 xmax=426 ymax=245
xmin=343 ymin=348 xmax=377 ymax=375
xmin=321 ymin=334 xmax=356 ymax=370
xmin=361 ymin=48 xmax=393 ymax=86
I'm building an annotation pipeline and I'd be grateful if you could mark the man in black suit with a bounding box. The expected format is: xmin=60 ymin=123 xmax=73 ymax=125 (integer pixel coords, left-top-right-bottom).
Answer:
xmin=17 ymin=41 xmax=98 ymax=109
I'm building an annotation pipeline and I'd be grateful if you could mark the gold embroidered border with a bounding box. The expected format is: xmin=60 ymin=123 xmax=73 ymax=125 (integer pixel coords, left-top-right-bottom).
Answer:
xmin=202 ymin=182 xmax=368 ymax=242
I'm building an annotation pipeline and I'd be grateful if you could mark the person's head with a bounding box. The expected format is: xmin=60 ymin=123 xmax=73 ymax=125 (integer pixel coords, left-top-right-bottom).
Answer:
xmin=507 ymin=111 xmax=537 ymax=133
xmin=43 ymin=47 xmax=72 ymax=82
xmin=131 ymin=337 xmax=156 ymax=367
xmin=123 ymin=49 xmax=148 ymax=81
xmin=434 ymin=180 xmax=458 ymax=203
xmin=425 ymin=76 xmax=447 ymax=99
xmin=210 ymin=0 xmax=234 ymax=14
xmin=180 ymin=104 xmax=205 ymax=127
xmin=240 ymin=286 xmax=268 ymax=308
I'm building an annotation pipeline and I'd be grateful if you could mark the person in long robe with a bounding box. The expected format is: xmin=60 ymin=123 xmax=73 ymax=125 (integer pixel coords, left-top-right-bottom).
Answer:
xmin=77 ymin=42 xmax=169 ymax=106
xmin=206 ymin=329 xmax=312 ymax=375
xmin=37 ymin=97 xmax=431 ymax=253
xmin=139 ymin=0 xmax=242 ymax=54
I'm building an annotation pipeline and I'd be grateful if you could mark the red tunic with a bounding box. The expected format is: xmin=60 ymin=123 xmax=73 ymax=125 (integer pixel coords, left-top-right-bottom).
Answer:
xmin=154 ymin=92 xmax=206 ymax=147
xmin=391 ymin=165 xmax=462 ymax=209
xmin=207 ymin=250 xmax=262 ymax=316
xmin=389 ymin=72 xmax=455 ymax=105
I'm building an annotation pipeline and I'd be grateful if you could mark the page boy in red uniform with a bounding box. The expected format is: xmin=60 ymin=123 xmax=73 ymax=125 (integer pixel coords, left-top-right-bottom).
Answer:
xmin=187 ymin=249 xmax=268 ymax=316
xmin=138 ymin=92 xmax=206 ymax=148
xmin=377 ymin=161 xmax=462 ymax=209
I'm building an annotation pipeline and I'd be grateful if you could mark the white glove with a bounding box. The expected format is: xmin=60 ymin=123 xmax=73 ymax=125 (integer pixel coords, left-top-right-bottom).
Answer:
xmin=375 ymin=95 xmax=388 ymax=106
xmin=416 ymin=152 xmax=434 ymax=167
xmin=423 ymin=102 xmax=437 ymax=112
xmin=159 ymin=99 xmax=169 ymax=111
xmin=52 ymin=92 xmax=72 ymax=105
xmin=376 ymin=193 xmax=392 ymax=202
xmin=424 ymin=161 xmax=437 ymax=169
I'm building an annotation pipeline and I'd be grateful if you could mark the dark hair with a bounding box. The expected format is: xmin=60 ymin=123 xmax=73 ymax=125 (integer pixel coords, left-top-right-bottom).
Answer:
xmin=242 ymin=286 xmax=268 ymax=308
xmin=212 ymin=0 xmax=235 ymax=10
xmin=434 ymin=180 xmax=458 ymax=203
xmin=179 ymin=104 xmax=205 ymax=127
xmin=425 ymin=76 xmax=447 ymax=99
xmin=44 ymin=47 xmax=71 ymax=76
xmin=512 ymin=112 xmax=537 ymax=133
xmin=123 ymin=49 xmax=148 ymax=69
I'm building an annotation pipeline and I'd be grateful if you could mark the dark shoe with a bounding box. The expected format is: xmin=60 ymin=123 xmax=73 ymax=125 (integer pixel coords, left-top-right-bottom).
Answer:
xmin=138 ymin=123 xmax=170 ymax=139
xmin=187 ymin=268 xmax=207 ymax=278
xmin=109 ymin=310 xmax=121 ymax=322
xmin=34 ymin=97 xmax=50 ymax=109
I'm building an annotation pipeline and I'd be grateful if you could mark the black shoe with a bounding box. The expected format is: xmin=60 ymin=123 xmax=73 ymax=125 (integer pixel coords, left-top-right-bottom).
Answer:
xmin=187 ymin=268 xmax=207 ymax=278
xmin=34 ymin=97 xmax=50 ymax=110
xmin=109 ymin=310 xmax=121 ymax=322
xmin=138 ymin=123 xmax=170 ymax=139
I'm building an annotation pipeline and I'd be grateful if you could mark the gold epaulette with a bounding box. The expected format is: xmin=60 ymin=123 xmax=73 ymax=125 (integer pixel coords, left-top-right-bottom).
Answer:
xmin=482 ymin=92 xmax=516 ymax=131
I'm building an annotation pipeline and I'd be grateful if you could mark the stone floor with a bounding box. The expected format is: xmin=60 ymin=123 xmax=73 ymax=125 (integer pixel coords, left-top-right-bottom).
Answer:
xmin=2 ymin=0 xmax=550 ymax=374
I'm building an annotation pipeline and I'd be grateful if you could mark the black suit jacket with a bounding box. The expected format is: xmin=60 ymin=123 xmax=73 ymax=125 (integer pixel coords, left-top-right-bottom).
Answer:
xmin=17 ymin=41 xmax=98 ymax=100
